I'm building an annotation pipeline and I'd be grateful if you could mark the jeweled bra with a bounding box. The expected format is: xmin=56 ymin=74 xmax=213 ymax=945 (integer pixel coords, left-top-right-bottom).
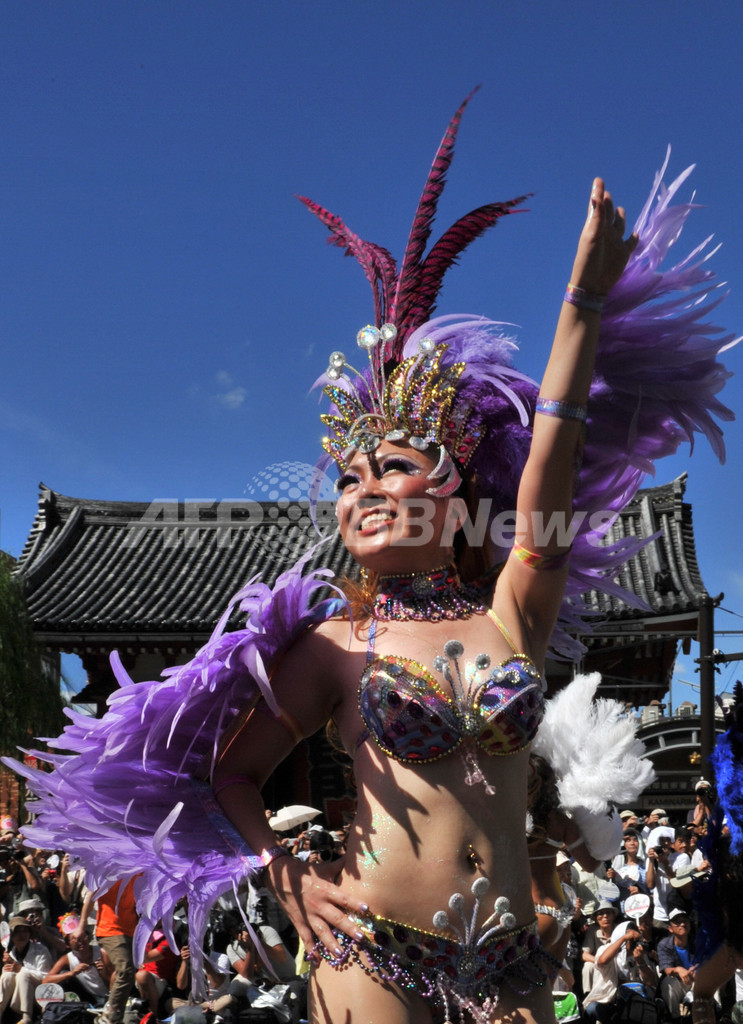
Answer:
xmin=357 ymin=609 xmax=545 ymax=765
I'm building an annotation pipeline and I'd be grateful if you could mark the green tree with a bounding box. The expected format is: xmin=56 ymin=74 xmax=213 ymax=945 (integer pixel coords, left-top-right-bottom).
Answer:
xmin=0 ymin=554 xmax=64 ymax=763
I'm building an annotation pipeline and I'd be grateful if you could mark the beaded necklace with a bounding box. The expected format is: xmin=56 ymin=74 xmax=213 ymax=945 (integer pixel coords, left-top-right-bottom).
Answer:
xmin=371 ymin=564 xmax=487 ymax=622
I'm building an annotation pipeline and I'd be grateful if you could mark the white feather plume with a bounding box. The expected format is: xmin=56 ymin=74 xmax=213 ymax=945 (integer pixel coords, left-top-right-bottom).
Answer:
xmin=532 ymin=672 xmax=656 ymax=815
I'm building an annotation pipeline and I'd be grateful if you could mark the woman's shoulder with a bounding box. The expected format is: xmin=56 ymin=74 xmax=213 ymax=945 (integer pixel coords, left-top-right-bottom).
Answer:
xmin=309 ymin=611 xmax=365 ymax=650
xmin=271 ymin=611 xmax=364 ymax=695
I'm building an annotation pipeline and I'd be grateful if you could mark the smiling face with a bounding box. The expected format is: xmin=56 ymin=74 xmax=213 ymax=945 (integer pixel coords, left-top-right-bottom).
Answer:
xmin=335 ymin=440 xmax=458 ymax=574
xmin=69 ymin=931 xmax=90 ymax=953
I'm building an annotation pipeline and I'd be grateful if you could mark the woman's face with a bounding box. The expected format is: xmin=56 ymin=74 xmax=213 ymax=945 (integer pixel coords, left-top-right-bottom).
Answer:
xmin=624 ymin=835 xmax=639 ymax=857
xmin=595 ymin=909 xmax=616 ymax=934
xmin=335 ymin=440 xmax=456 ymax=573
xmin=70 ymin=932 xmax=90 ymax=953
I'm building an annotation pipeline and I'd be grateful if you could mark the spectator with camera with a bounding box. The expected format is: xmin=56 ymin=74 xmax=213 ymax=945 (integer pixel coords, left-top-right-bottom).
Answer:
xmin=0 ymin=842 xmax=45 ymax=919
xmin=0 ymin=916 xmax=53 ymax=1024
xmin=582 ymin=901 xmax=635 ymax=1022
xmin=688 ymin=780 xmax=715 ymax=832
xmin=614 ymin=903 xmax=662 ymax=993
xmin=56 ymin=853 xmax=87 ymax=914
xmin=15 ymin=898 xmax=66 ymax=957
xmin=609 ymin=830 xmax=649 ymax=906
xmin=646 ymin=832 xmax=675 ymax=929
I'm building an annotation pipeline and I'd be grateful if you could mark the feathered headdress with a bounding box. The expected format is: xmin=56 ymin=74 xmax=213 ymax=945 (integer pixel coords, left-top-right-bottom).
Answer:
xmin=304 ymin=93 xmax=738 ymax=656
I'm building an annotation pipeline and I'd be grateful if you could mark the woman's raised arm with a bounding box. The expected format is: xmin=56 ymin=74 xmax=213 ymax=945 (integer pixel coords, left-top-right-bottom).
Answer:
xmin=498 ymin=179 xmax=638 ymax=664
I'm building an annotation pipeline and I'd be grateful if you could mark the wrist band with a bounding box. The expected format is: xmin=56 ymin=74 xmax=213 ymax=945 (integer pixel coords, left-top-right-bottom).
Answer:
xmin=211 ymin=774 xmax=258 ymax=797
xmin=513 ymin=541 xmax=572 ymax=571
xmin=564 ymin=282 xmax=606 ymax=313
xmin=535 ymin=396 xmax=588 ymax=423
xmin=260 ymin=845 xmax=290 ymax=867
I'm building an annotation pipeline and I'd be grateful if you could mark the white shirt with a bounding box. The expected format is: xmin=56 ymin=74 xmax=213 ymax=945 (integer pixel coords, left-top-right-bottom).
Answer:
xmin=6 ymin=939 xmax=53 ymax=982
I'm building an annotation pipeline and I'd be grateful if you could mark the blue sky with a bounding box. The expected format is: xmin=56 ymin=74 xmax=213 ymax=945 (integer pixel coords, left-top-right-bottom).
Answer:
xmin=2 ymin=1 xmax=742 ymax=702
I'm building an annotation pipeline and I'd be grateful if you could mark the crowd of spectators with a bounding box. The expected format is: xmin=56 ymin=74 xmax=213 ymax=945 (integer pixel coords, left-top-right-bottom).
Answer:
xmin=3 ymin=794 xmax=742 ymax=1024
xmin=1 ymin=818 xmax=347 ymax=1024
xmin=547 ymin=785 xmax=743 ymax=1024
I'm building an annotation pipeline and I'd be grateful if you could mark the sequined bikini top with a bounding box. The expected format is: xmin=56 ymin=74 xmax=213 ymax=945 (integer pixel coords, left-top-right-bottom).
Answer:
xmin=357 ymin=609 xmax=545 ymax=765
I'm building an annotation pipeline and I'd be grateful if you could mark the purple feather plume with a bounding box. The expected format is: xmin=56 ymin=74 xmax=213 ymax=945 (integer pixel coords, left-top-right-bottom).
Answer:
xmin=3 ymin=550 xmax=345 ymax=996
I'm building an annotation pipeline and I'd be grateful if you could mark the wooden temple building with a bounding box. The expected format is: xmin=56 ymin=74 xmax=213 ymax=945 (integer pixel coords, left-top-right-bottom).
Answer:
xmin=4 ymin=472 xmax=724 ymax=825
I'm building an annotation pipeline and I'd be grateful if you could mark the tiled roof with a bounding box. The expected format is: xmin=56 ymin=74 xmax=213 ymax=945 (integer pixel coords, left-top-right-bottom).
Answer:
xmin=582 ymin=472 xmax=708 ymax=626
xmin=15 ymin=485 xmax=355 ymax=642
xmin=15 ymin=474 xmax=708 ymax=647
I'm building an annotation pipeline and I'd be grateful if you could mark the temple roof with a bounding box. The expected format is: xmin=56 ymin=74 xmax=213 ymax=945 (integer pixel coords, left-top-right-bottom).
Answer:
xmin=584 ymin=473 xmax=709 ymax=627
xmin=15 ymin=486 xmax=354 ymax=644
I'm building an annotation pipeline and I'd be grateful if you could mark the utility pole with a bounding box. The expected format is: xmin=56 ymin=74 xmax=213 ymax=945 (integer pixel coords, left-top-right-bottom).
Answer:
xmin=697 ymin=595 xmax=716 ymax=771
xmin=695 ymin=592 xmax=743 ymax=777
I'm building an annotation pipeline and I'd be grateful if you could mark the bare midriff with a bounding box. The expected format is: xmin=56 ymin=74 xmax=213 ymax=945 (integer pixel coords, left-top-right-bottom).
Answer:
xmin=338 ymin=740 xmax=534 ymax=931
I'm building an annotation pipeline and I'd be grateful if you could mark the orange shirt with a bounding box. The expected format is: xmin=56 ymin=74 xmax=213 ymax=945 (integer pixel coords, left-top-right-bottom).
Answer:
xmin=95 ymin=879 xmax=138 ymax=938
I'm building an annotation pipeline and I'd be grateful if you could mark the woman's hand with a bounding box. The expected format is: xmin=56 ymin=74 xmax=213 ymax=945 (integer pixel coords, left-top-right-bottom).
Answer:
xmin=570 ymin=178 xmax=639 ymax=296
xmin=264 ymin=853 xmax=368 ymax=959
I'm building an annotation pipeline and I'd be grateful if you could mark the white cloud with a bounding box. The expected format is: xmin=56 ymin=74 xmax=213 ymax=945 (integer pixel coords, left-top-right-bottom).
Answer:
xmin=217 ymin=387 xmax=247 ymax=410
xmin=213 ymin=371 xmax=246 ymax=410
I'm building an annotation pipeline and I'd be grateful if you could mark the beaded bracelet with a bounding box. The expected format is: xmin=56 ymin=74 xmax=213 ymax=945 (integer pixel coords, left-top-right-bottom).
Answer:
xmin=535 ymin=396 xmax=587 ymax=423
xmin=564 ymin=282 xmax=606 ymax=312
xmin=564 ymin=282 xmax=606 ymax=313
xmin=260 ymin=845 xmax=290 ymax=867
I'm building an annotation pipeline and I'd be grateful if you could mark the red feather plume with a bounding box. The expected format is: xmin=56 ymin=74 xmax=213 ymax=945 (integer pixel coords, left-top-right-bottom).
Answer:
xmin=299 ymin=89 xmax=529 ymax=352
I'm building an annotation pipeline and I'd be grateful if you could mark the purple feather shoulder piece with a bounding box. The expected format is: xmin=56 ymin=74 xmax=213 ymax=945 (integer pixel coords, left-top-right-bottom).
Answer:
xmin=3 ymin=550 xmax=343 ymax=993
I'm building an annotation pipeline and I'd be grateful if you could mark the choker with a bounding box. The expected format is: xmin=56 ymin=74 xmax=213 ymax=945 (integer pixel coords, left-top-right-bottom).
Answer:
xmin=371 ymin=565 xmax=487 ymax=621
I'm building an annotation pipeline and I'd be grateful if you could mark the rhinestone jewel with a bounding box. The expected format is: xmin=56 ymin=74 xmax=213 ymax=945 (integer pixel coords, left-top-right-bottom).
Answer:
xmin=371 ymin=564 xmax=488 ymax=623
xmin=357 ymin=325 xmax=381 ymax=350
xmin=449 ymin=893 xmax=465 ymax=912
xmin=418 ymin=336 xmax=435 ymax=354
xmin=379 ymin=323 xmax=398 ymax=343
xmin=471 ymin=876 xmax=490 ymax=898
xmin=457 ymin=951 xmax=478 ymax=977
xmin=326 ymin=366 xmax=342 ymax=380
xmin=433 ymin=655 xmax=447 ymax=673
xmin=329 ymin=350 xmax=346 ymax=368
xmin=409 ymin=435 xmax=430 ymax=450
xmin=474 ymin=653 xmax=491 ymax=670
xmin=443 ymin=639 xmax=464 ymax=659
xmin=432 ymin=910 xmax=449 ymax=930
xmin=358 ymin=434 xmax=381 ymax=453
xmin=411 ymin=574 xmax=435 ymax=596
xmin=462 ymin=713 xmax=478 ymax=735
xmin=385 ymin=428 xmax=406 ymax=441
